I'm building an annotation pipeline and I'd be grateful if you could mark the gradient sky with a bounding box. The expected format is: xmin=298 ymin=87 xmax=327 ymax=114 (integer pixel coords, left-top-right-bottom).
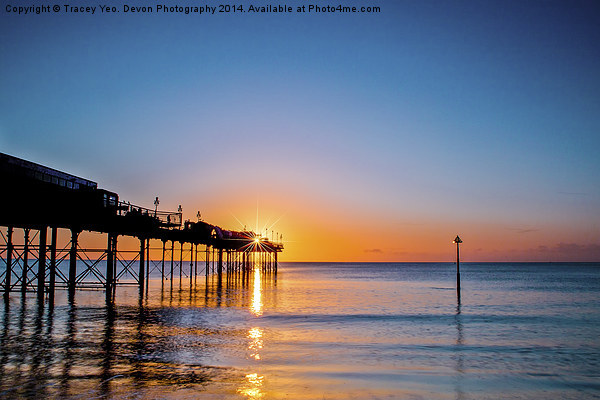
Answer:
xmin=1 ymin=1 xmax=599 ymax=261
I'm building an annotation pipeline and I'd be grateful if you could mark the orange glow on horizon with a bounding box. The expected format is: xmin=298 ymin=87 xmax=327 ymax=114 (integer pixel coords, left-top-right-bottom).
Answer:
xmin=189 ymin=188 xmax=599 ymax=262
xmin=35 ymin=185 xmax=598 ymax=263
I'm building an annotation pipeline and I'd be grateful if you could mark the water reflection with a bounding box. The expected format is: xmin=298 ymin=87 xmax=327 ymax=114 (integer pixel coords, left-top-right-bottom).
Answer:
xmin=248 ymin=327 xmax=264 ymax=361
xmin=251 ymin=266 xmax=263 ymax=316
xmin=100 ymin=299 xmax=116 ymax=398
xmin=61 ymin=300 xmax=77 ymax=397
xmin=0 ymin=265 xmax=279 ymax=399
xmin=237 ymin=265 xmax=268 ymax=399
xmin=454 ymin=300 xmax=465 ymax=400
xmin=237 ymin=372 xmax=265 ymax=399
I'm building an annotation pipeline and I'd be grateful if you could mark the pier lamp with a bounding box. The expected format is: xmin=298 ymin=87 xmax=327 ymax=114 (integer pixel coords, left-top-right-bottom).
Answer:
xmin=453 ymin=235 xmax=462 ymax=293
xmin=154 ymin=196 xmax=159 ymax=216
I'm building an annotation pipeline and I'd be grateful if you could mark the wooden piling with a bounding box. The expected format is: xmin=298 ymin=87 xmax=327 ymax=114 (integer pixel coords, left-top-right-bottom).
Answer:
xmin=170 ymin=241 xmax=174 ymax=281
xmin=217 ymin=248 xmax=223 ymax=275
xmin=49 ymin=227 xmax=57 ymax=298
xmin=3 ymin=227 xmax=13 ymax=298
xmin=161 ymin=240 xmax=166 ymax=282
xmin=139 ymin=237 xmax=145 ymax=295
xmin=37 ymin=227 xmax=47 ymax=298
xmin=21 ymin=228 xmax=30 ymax=293
xmin=145 ymin=238 xmax=150 ymax=291
xmin=189 ymin=242 xmax=193 ymax=287
xmin=194 ymin=244 xmax=198 ymax=283
xmin=179 ymin=241 xmax=183 ymax=285
xmin=205 ymin=246 xmax=209 ymax=277
xmin=68 ymin=229 xmax=79 ymax=293
xmin=106 ymin=233 xmax=115 ymax=298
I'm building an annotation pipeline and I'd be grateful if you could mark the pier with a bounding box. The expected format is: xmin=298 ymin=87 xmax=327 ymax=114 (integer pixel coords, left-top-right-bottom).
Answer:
xmin=0 ymin=152 xmax=283 ymax=301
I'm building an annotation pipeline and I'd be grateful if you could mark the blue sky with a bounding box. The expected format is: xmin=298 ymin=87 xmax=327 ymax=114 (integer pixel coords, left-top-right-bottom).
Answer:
xmin=1 ymin=0 xmax=599 ymax=260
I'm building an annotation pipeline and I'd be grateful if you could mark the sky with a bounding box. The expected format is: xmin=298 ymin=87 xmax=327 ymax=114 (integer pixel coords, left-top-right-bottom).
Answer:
xmin=1 ymin=0 xmax=599 ymax=261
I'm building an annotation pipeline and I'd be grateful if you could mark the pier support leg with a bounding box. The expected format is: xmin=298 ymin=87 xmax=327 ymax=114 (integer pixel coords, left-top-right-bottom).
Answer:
xmin=274 ymin=251 xmax=278 ymax=272
xmin=161 ymin=240 xmax=166 ymax=283
xmin=37 ymin=227 xmax=47 ymax=298
xmin=22 ymin=228 xmax=30 ymax=294
xmin=217 ymin=249 xmax=223 ymax=275
xmin=111 ymin=235 xmax=117 ymax=298
xmin=179 ymin=242 xmax=183 ymax=286
xmin=68 ymin=229 xmax=79 ymax=294
xmin=106 ymin=233 xmax=115 ymax=300
xmin=3 ymin=227 xmax=13 ymax=298
xmin=194 ymin=244 xmax=198 ymax=283
xmin=170 ymin=241 xmax=174 ymax=282
xmin=205 ymin=246 xmax=209 ymax=277
xmin=146 ymin=238 xmax=150 ymax=292
xmin=49 ymin=227 xmax=57 ymax=300
xmin=189 ymin=243 xmax=193 ymax=287
xmin=139 ymin=238 xmax=145 ymax=296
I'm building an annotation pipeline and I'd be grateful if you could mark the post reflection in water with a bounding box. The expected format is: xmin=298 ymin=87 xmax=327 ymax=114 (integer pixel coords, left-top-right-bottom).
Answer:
xmin=454 ymin=300 xmax=465 ymax=400
xmin=0 ymin=301 xmax=10 ymax=386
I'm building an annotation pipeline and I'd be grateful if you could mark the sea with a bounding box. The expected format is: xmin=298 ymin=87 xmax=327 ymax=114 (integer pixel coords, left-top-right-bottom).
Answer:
xmin=0 ymin=262 xmax=599 ymax=399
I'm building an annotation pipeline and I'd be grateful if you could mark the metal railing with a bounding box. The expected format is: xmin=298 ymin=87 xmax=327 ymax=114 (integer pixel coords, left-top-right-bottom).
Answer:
xmin=117 ymin=201 xmax=182 ymax=227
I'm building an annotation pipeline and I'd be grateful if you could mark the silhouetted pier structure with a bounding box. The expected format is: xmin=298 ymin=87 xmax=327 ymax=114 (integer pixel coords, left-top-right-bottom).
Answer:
xmin=0 ymin=153 xmax=283 ymax=300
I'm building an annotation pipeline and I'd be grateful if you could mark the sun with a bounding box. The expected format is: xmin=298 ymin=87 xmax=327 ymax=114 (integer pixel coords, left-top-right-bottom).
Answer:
xmin=228 ymin=198 xmax=285 ymax=246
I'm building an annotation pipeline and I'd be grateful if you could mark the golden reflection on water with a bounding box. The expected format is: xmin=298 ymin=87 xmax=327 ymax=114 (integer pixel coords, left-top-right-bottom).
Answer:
xmin=248 ymin=327 xmax=263 ymax=360
xmin=239 ymin=265 xmax=266 ymax=399
xmin=251 ymin=265 xmax=263 ymax=316
xmin=237 ymin=372 xmax=265 ymax=399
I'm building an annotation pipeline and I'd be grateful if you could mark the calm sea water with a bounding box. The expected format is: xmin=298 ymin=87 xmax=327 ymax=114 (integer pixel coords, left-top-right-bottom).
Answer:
xmin=1 ymin=262 xmax=599 ymax=399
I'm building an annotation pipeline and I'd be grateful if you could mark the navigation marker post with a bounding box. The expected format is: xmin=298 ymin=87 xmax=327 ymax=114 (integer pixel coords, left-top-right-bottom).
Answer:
xmin=453 ymin=235 xmax=463 ymax=296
